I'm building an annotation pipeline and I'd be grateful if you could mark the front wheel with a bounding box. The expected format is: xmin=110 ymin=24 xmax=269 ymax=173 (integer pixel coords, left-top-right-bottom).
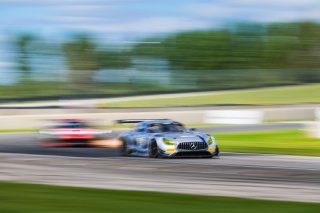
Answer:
xmin=149 ymin=140 xmax=160 ymax=158
xmin=214 ymin=145 xmax=220 ymax=157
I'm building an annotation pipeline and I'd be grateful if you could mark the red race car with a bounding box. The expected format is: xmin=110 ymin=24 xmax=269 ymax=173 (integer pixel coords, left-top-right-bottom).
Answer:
xmin=38 ymin=118 xmax=119 ymax=147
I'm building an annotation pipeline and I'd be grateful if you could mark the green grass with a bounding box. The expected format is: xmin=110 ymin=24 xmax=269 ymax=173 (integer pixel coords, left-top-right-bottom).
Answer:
xmin=215 ymin=129 xmax=320 ymax=156
xmin=0 ymin=81 xmax=181 ymax=99
xmin=104 ymin=84 xmax=320 ymax=107
xmin=0 ymin=182 xmax=319 ymax=213
xmin=0 ymin=129 xmax=36 ymax=133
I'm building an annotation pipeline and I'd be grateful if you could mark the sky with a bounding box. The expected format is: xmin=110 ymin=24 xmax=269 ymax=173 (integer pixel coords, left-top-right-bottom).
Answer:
xmin=1 ymin=0 xmax=320 ymax=41
xmin=1 ymin=0 xmax=320 ymax=83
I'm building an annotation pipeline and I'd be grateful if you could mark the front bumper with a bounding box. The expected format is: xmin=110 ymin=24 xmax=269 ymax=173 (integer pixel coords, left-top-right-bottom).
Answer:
xmin=159 ymin=146 xmax=219 ymax=158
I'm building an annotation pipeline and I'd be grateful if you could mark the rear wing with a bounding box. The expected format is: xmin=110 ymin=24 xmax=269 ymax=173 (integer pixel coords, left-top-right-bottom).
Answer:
xmin=116 ymin=119 xmax=169 ymax=124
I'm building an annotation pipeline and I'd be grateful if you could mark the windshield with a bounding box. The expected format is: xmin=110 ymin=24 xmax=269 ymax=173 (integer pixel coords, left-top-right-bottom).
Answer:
xmin=147 ymin=123 xmax=186 ymax=133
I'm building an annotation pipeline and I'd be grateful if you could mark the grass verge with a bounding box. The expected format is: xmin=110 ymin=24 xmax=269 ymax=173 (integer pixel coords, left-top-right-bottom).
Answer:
xmin=214 ymin=129 xmax=320 ymax=156
xmin=104 ymin=84 xmax=320 ymax=107
xmin=0 ymin=182 xmax=319 ymax=213
xmin=0 ymin=129 xmax=36 ymax=133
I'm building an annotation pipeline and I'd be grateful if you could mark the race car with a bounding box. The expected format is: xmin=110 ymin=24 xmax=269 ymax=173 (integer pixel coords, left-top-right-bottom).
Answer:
xmin=38 ymin=118 xmax=118 ymax=147
xmin=118 ymin=119 xmax=219 ymax=158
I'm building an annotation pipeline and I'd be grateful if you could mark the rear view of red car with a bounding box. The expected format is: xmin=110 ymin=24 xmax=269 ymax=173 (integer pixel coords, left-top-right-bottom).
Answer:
xmin=38 ymin=118 xmax=113 ymax=147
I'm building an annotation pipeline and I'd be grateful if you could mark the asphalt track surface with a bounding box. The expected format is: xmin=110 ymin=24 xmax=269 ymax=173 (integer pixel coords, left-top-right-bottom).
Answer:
xmin=0 ymin=126 xmax=319 ymax=203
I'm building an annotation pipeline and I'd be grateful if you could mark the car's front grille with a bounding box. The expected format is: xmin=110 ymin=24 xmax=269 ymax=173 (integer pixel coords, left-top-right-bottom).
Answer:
xmin=177 ymin=142 xmax=208 ymax=150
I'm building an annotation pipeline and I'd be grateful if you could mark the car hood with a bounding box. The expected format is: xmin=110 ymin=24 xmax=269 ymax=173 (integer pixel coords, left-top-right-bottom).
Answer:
xmin=155 ymin=131 xmax=209 ymax=142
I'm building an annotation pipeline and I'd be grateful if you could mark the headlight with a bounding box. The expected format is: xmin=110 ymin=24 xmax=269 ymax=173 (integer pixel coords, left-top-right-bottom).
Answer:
xmin=207 ymin=136 xmax=215 ymax=145
xmin=163 ymin=138 xmax=175 ymax=145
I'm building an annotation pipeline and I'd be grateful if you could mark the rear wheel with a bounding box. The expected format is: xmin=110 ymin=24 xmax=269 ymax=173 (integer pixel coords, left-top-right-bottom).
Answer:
xmin=120 ymin=138 xmax=129 ymax=157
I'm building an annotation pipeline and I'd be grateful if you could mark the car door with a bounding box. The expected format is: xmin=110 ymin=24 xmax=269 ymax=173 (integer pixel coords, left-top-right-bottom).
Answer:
xmin=132 ymin=126 xmax=149 ymax=152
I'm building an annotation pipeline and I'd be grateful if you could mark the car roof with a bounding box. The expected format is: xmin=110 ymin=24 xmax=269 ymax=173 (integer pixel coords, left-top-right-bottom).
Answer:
xmin=140 ymin=120 xmax=181 ymax=125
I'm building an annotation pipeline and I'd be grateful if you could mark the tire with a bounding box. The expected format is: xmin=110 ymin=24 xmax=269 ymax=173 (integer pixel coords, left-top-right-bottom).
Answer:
xmin=214 ymin=145 xmax=220 ymax=157
xmin=149 ymin=140 xmax=160 ymax=158
xmin=212 ymin=145 xmax=220 ymax=157
xmin=120 ymin=138 xmax=129 ymax=157
xmin=205 ymin=146 xmax=220 ymax=158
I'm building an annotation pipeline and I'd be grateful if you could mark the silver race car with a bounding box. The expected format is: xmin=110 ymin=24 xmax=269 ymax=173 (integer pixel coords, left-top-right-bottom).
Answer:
xmin=118 ymin=119 xmax=219 ymax=158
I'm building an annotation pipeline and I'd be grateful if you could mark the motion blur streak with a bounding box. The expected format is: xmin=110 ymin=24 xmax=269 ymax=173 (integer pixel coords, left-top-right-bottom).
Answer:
xmin=0 ymin=153 xmax=319 ymax=202
xmin=0 ymin=0 xmax=320 ymax=212
xmin=90 ymin=139 xmax=123 ymax=148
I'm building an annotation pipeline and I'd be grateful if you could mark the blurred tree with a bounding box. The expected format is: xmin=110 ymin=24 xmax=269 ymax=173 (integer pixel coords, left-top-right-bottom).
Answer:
xmin=264 ymin=23 xmax=299 ymax=69
xmin=63 ymin=36 xmax=100 ymax=87
xmin=169 ymin=31 xmax=232 ymax=70
xmin=14 ymin=34 xmax=35 ymax=82
xmin=132 ymin=22 xmax=320 ymax=88
xmin=133 ymin=31 xmax=232 ymax=70
xmin=296 ymin=22 xmax=320 ymax=65
xmin=294 ymin=22 xmax=320 ymax=82
xmin=7 ymin=22 xmax=320 ymax=100
xmin=229 ymin=23 xmax=265 ymax=69
xmin=63 ymin=35 xmax=131 ymax=89
xmin=98 ymin=50 xmax=131 ymax=69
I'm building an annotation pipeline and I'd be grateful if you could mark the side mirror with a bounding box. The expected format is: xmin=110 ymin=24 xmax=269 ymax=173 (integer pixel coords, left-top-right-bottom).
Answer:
xmin=190 ymin=128 xmax=197 ymax=131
